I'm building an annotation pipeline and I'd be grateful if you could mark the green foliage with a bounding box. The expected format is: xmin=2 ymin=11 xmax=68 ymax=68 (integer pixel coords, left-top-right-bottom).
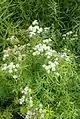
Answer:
xmin=0 ymin=0 xmax=80 ymax=118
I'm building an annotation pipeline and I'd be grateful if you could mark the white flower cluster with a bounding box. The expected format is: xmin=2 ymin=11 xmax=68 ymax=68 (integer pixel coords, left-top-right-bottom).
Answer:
xmin=13 ymin=45 xmax=26 ymax=61
xmin=2 ymin=44 xmax=26 ymax=79
xmin=62 ymin=31 xmax=73 ymax=37
xmin=1 ymin=62 xmax=19 ymax=78
xmin=44 ymin=27 xmax=50 ymax=33
xmin=42 ymin=61 xmax=59 ymax=74
xmin=32 ymin=41 xmax=70 ymax=74
xmin=7 ymin=35 xmax=19 ymax=44
xmin=19 ymin=86 xmax=45 ymax=119
xmin=39 ymin=104 xmax=45 ymax=119
xmin=43 ymin=38 xmax=52 ymax=43
xmin=19 ymin=86 xmax=33 ymax=107
xmin=57 ymin=52 xmax=70 ymax=61
xmin=7 ymin=36 xmax=15 ymax=41
xmin=3 ymin=48 xmax=10 ymax=61
xmin=66 ymin=31 xmax=73 ymax=35
xmin=3 ymin=44 xmax=26 ymax=61
xmin=32 ymin=43 xmax=54 ymax=58
xmin=32 ymin=39 xmax=70 ymax=61
xmin=25 ymin=104 xmax=45 ymax=119
xmin=28 ymin=20 xmax=43 ymax=37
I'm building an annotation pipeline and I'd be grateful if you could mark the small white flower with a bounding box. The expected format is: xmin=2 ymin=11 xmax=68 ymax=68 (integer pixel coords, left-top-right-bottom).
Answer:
xmin=42 ymin=44 xmax=47 ymax=50
xmin=44 ymin=27 xmax=49 ymax=32
xmin=47 ymin=69 xmax=50 ymax=74
xmin=19 ymin=100 xmax=23 ymax=105
xmin=41 ymin=113 xmax=44 ymax=119
xmin=45 ymin=51 xmax=52 ymax=56
xmin=2 ymin=64 xmax=7 ymax=70
xmin=34 ymin=25 xmax=39 ymax=31
xmin=27 ymin=110 xmax=32 ymax=116
xmin=66 ymin=31 xmax=73 ymax=35
xmin=42 ymin=64 xmax=46 ymax=68
xmin=45 ymin=66 xmax=50 ymax=70
xmin=52 ymin=67 xmax=56 ymax=71
xmin=48 ymin=38 xmax=52 ymax=42
xmin=24 ymin=87 xmax=29 ymax=94
xmin=46 ymin=46 xmax=51 ymax=51
xmin=33 ymin=52 xmax=37 ymax=56
xmin=39 ymin=108 xmax=43 ymax=113
xmin=34 ymin=45 xmax=39 ymax=49
xmin=14 ymin=68 xmax=17 ymax=72
xmin=64 ymin=48 xmax=67 ymax=51
xmin=22 ymin=95 xmax=25 ymax=99
xmin=19 ymin=99 xmax=24 ymax=105
xmin=29 ymin=99 xmax=33 ymax=107
xmin=11 ymin=36 xmax=15 ymax=39
xmin=10 ymin=62 xmax=14 ymax=65
xmin=63 ymin=53 xmax=67 ymax=56
xmin=30 ymin=96 xmax=32 ymax=99
xmin=62 ymin=34 xmax=66 ymax=37
xmin=47 ymin=55 xmax=51 ymax=59
xmin=55 ymin=58 xmax=58 ymax=61
xmin=14 ymin=45 xmax=17 ymax=49
xmin=7 ymin=38 xmax=10 ymax=41
xmin=48 ymin=61 xmax=52 ymax=64
xmin=25 ymin=115 xmax=29 ymax=119
xmin=54 ymin=61 xmax=59 ymax=65
xmin=39 ymin=104 xmax=43 ymax=108
xmin=61 ymin=54 xmax=64 ymax=58
xmin=43 ymin=60 xmax=58 ymax=73
xmin=65 ymin=57 xmax=70 ymax=61
xmin=3 ymin=54 xmax=9 ymax=58
xmin=18 ymin=55 xmax=22 ymax=61
xmin=28 ymin=25 xmax=33 ymax=31
xmin=27 ymin=43 xmax=30 ymax=46
xmin=13 ymin=65 xmax=16 ymax=69
xmin=43 ymin=39 xmax=49 ymax=43
xmin=3 ymin=57 xmax=6 ymax=61
xmin=35 ymin=51 xmax=40 ymax=55
xmin=51 ymin=63 xmax=56 ymax=68
xmin=9 ymin=69 xmax=13 ymax=73
xmin=32 ymin=26 xmax=37 ymax=33
xmin=37 ymin=27 xmax=43 ymax=33
xmin=7 ymin=48 xmax=11 ymax=52
xmin=32 ymin=20 xmax=38 ymax=25
xmin=19 ymin=95 xmax=25 ymax=105
xmin=29 ymin=89 xmax=31 ymax=93
xmin=10 ymin=36 xmax=15 ymax=42
xmin=4 ymin=64 xmax=7 ymax=67
xmin=16 ymin=64 xmax=19 ymax=68
xmin=29 ymin=32 xmax=36 ymax=37
xmin=38 ymin=47 xmax=44 ymax=52
xmin=22 ymin=54 xmax=26 ymax=57
xmin=13 ymin=75 xmax=18 ymax=79
xmin=43 ymin=40 xmax=47 ymax=43
xmin=43 ymin=38 xmax=52 ymax=43
xmin=55 ymin=72 xmax=59 ymax=77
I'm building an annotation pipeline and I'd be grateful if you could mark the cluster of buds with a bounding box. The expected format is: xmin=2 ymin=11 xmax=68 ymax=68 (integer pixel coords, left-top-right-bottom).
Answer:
xmin=3 ymin=44 xmax=26 ymax=61
xmin=32 ymin=43 xmax=54 ymax=58
xmin=19 ymin=86 xmax=33 ymax=107
xmin=43 ymin=38 xmax=52 ymax=44
xmin=28 ymin=20 xmax=43 ymax=37
xmin=1 ymin=62 xmax=19 ymax=79
xmin=42 ymin=61 xmax=59 ymax=74
xmin=25 ymin=104 xmax=45 ymax=119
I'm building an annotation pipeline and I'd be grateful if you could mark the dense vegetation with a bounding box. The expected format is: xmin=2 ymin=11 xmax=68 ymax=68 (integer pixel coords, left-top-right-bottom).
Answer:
xmin=0 ymin=0 xmax=80 ymax=119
